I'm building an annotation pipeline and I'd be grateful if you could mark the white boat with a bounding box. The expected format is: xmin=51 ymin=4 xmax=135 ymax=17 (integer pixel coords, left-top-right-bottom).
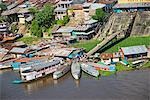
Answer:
xmin=20 ymin=59 xmax=61 ymax=82
xmin=0 ymin=62 xmax=12 ymax=69
xmin=81 ymin=63 xmax=99 ymax=77
xmin=53 ymin=63 xmax=70 ymax=79
xmin=0 ymin=63 xmax=12 ymax=69
xmin=71 ymin=61 xmax=81 ymax=80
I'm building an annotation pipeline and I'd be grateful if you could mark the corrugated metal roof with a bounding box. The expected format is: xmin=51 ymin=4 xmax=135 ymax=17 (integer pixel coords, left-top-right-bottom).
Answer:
xmin=73 ymin=30 xmax=94 ymax=35
xmin=84 ymin=19 xmax=98 ymax=25
xmin=9 ymin=47 xmax=28 ymax=54
xmin=54 ymin=7 xmax=67 ymax=12
xmin=32 ymin=60 xmax=60 ymax=71
xmin=56 ymin=27 xmax=75 ymax=33
xmin=113 ymin=2 xmax=150 ymax=9
xmin=1 ymin=8 xmax=20 ymax=16
xmin=121 ymin=45 xmax=148 ymax=55
xmin=57 ymin=0 xmax=73 ymax=4
xmin=91 ymin=3 xmax=106 ymax=9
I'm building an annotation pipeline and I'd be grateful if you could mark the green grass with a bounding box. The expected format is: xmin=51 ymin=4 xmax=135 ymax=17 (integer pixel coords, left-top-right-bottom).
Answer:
xmin=116 ymin=63 xmax=133 ymax=72
xmin=72 ymin=39 xmax=100 ymax=52
xmin=99 ymin=70 xmax=116 ymax=76
xmin=17 ymin=36 xmax=41 ymax=45
xmin=105 ymin=36 xmax=150 ymax=53
xmin=143 ymin=61 xmax=150 ymax=68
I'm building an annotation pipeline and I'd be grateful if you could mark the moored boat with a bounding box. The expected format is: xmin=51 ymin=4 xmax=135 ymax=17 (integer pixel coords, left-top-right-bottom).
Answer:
xmin=71 ymin=61 xmax=81 ymax=80
xmin=81 ymin=63 xmax=99 ymax=77
xmin=0 ymin=63 xmax=12 ymax=69
xmin=20 ymin=59 xmax=61 ymax=82
xmin=53 ymin=63 xmax=71 ymax=79
xmin=88 ymin=62 xmax=116 ymax=71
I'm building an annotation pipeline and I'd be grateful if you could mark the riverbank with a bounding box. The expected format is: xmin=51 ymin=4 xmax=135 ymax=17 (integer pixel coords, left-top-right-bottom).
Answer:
xmin=100 ymin=61 xmax=150 ymax=76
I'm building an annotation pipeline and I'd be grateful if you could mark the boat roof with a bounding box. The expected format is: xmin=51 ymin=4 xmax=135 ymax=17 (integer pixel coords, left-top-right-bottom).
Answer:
xmin=32 ymin=60 xmax=60 ymax=71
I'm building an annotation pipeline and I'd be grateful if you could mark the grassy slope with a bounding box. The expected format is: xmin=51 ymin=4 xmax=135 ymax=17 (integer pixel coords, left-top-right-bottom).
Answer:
xmin=72 ymin=39 xmax=100 ymax=52
xmin=105 ymin=36 xmax=150 ymax=53
xmin=17 ymin=36 xmax=41 ymax=45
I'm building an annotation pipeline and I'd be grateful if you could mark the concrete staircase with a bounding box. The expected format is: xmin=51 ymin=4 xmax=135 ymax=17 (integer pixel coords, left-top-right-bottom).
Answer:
xmin=66 ymin=17 xmax=84 ymax=27
xmin=17 ymin=24 xmax=26 ymax=34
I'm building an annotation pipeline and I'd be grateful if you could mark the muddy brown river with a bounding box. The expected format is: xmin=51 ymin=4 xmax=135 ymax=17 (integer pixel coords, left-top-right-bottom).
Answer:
xmin=0 ymin=69 xmax=150 ymax=100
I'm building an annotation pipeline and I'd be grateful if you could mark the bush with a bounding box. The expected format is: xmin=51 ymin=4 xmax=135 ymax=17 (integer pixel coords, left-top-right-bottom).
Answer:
xmin=56 ymin=15 xmax=70 ymax=26
xmin=92 ymin=8 xmax=106 ymax=22
xmin=30 ymin=20 xmax=42 ymax=37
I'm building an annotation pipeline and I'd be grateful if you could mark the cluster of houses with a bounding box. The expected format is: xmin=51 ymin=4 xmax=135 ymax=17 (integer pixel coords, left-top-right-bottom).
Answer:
xmin=99 ymin=45 xmax=150 ymax=66
xmin=0 ymin=0 xmax=117 ymax=39
xmin=1 ymin=0 xmax=149 ymax=41
xmin=0 ymin=39 xmax=84 ymax=70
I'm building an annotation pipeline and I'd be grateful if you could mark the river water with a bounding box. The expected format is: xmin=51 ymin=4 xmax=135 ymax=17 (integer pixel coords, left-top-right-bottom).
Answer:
xmin=0 ymin=69 xmax=150 ymax=100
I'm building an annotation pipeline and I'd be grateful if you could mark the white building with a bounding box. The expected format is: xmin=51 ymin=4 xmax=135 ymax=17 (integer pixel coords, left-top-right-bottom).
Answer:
xmin=55 ymin=0 xmax=73 ymax=20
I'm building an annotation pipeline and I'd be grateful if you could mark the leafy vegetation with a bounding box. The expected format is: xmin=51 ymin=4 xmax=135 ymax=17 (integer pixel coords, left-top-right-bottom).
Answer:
xmin=0 ymin=3 xmax=7 ymax=11
xmin=17 ymin=36 xmax=41 ymax=45
xmin=11 ymin=24 xmax=18 ymax=33
xmin=99 ymin=70 xmax=116 ymax=77
xmin=92 ymin=8 xmax=106 ymax=22
xmin=143 ymin=61 xmax=150 ymax=68
xmin=28 ymin=7 xmax=38 ymax=15
xmin=0 ymin=16 xmax=6 ymax=23
xmin=116 ymin=63 xmax=133 ymax=72
xmin=30 ymin=4 xmax=55 ymax=37
xmin=30 ymin=20 xmax=42 ymax=37
xmin=56 ymin=15 xmax=70 ymax=26
xmin=105 ymin=36 xmax=150 ymax=53
xmin=72 ymin=39 xmax=100 ymax=52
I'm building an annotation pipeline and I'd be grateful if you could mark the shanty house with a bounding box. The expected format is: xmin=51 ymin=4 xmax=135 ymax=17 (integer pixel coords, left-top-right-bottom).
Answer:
xmin=68 ymin=4 xmax=84 ymax=18
xmin=55 ymin=0 xmax=73 ymax=20
xmin=0 ymin=22 xmax=9 ymax=34
xmin=100 ymin=53 xmax=113 ymax=65
xmin=9 ymin=47 xmax=30 ymax=58
xmin=72 ymin=19 xmax=98 ymax=40
xmin=54 ymin=48 xmax=83 ymax=59
xmin=120 ymin=45 xmax=148 ymax=59
xmin=17 ymin=8 xmax=32 ymax=24
xmin=55 ymin=27 xmax=75 ymax=37
xmin=100 ymin=52 xmax=122 ymax=64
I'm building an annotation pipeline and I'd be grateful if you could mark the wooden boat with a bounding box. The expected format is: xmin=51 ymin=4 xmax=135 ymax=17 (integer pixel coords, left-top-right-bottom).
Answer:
xmin=88 ymin=62 xmax=116 ymax=71
xmin=81 ymin=63 xmax=99 ymax=77
xmin=53 ymin=63 xmax=70 ymax=79
xmin=71 ymin=61 xmax=81 ymax=80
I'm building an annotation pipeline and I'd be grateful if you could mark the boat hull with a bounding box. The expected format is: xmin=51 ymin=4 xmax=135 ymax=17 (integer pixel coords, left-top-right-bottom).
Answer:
xmin=71 ymin=62 xmax=81 ymax=80
xmin=81 ymin=63 xmax=99 ymax=77
xmin=53 ymin=65 xmax=70 ymax=79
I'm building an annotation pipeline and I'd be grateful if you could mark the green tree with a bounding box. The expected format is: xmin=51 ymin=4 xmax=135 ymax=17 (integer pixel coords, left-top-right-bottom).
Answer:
xmin=30 ymin=20 xmax=42 ymax=37
xmin=0 ymin=3 xmax=7 ymax=11
xmin=92 ymin=8 xmax=106 ymax=22
xmin=35 ymin=4 xmax=54 ymax=29
xmin=30 ymin=4 xmax=55 ymax=37
xmin=28 ymin=7 xmax=38 ymax=15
